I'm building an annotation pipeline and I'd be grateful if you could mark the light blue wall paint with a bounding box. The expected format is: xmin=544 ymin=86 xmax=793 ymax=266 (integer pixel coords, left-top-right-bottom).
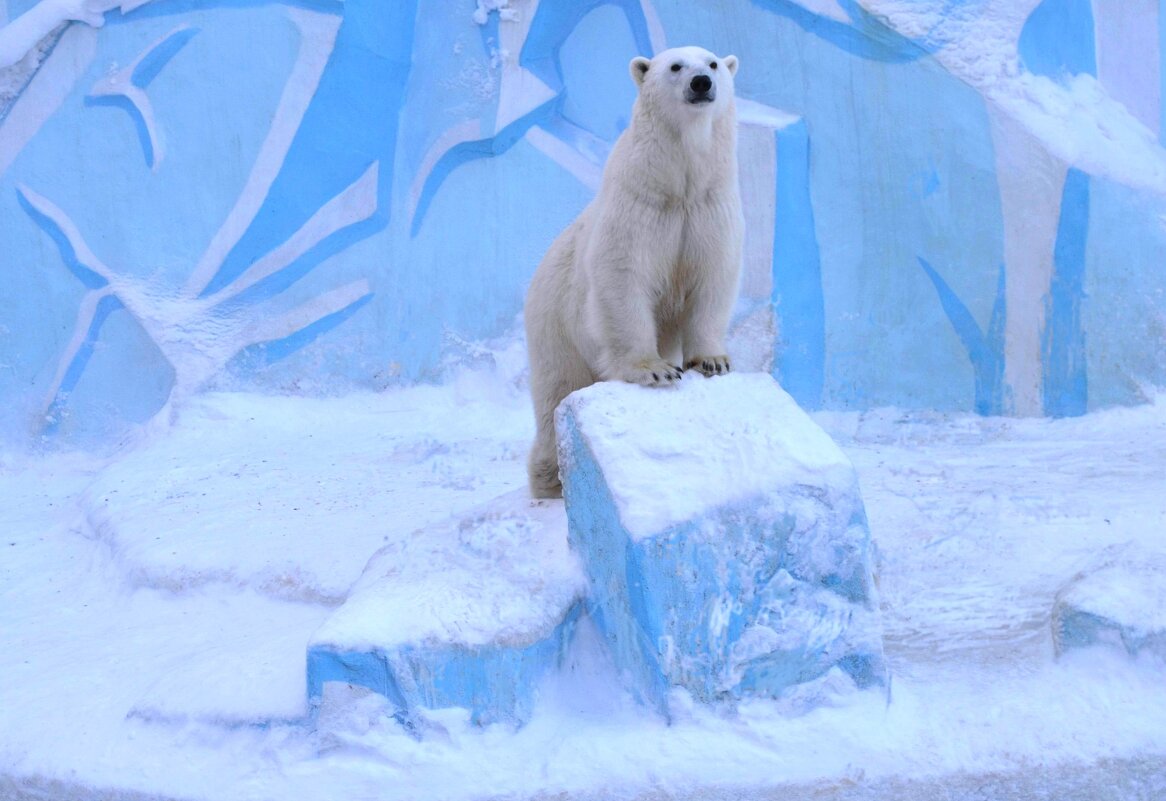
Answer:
xmin=1082 ymin=179 xmax=1166 ymax=410
xmin=201 ymin=0 xmax=416 ymax=299
xmin=1019 ymin=0 xmax=1097 ymax=79
xmin=1042 ymin=168 xmax=1089 ymax=418
xmin=2 ymin=0 xmax=1165 ymax=445
xmin=64 ymin=305 xmax=176 ymax=432
xmin=558 ymin=5 xmax=638 ymax=141
xmin=1161 ymin=1 xmax=1166 ymax=146
xmin=83 ymin=26 xmax=199 ymax=170
xmin=657 ymin=1 xmax=1005 ymax=412
xmin=918 ymin=258 xmax=1006 ymax=416
xmin=521 ymin=0 xmax=655 ymax=91
xmin=771 ymin=120 xmax=824 ymax=410
xmin=748 ymin=0 xmax=932 ymax=63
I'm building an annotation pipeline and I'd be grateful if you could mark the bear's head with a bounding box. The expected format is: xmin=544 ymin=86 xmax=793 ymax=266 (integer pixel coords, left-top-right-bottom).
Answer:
xmin=629 ymin=46 xmax=738 ymax=124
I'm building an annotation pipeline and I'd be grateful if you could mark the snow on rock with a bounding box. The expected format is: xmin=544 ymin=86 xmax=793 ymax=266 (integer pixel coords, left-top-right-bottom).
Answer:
xmin=307 ymin=489 xmax=587 ymax=728
xmin=557 ymin=373 xmax=885 ymax=714
xmin=1054 ymin=546 xmax=1166 ymax=662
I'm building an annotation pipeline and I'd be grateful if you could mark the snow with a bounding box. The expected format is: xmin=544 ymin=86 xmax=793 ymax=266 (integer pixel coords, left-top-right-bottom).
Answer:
xmin=471 ymin=0 xmax=518 ymax=27
xmin=558 ymin=373 xmax=856 ymax=540
xmin=2 ymin=343 xmax=1165 ymax=798
xmin=312 ymin=490 xmax=584 ymax=651
xmin=861 ymin=0 xmax=1166 ymax=196
xmin=305 ymin=490 xmax=585 ymax=727
xmin=1054 ymin=546 xmax=1166 ymax=659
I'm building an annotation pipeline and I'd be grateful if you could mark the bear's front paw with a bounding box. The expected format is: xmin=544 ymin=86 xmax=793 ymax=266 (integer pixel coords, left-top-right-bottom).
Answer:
xmin=624 ymin=358 xmax=684 ymax=387
xmin=684 ymin=355 xmax=731 ymax=377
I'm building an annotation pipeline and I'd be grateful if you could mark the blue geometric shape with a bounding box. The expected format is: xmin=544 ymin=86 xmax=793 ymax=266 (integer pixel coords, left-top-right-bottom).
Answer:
xmin=1019 ymin=0 xmax=1096 ymax=80
xmin=1161 ymin=3 xmax=1166 ymax=146
xmin=411 ymin=0 xmax=657 ymax=238
xmin=132 ymin=26 xmax=199 ymax=87
xmin=109 ymin=0 xmax=345 ymax=21
xmin=234 ymin=291 xmax=374 ymax=367
xmin=557 ymin=3 xmax=639 ymax=142
xmin=1042 ymin=168 xmax=1089 ymax=418
xmin=749 ymin=0 xmax=933 ymax=63
xmin=16 ymin=188 xmax=109 ymax=290
xmin=83 ymin=94 xmax=159 ymax=169
xmin=521 ymin=0 xmax=656 ymax=91
xmin=200 ymin=0 xmax=417 ymax=297
xmin=43 ymin=294 xmax=124 ymax=436
xmin=918 ymin=257 xmax=1006 ymax=416
xmin=771 ymin=119 xmax=825 ymax=410
xmin=410 ymin=99 xmax=557 ymax=237
xmin=922 ymin=166 xmax=941 ymax=197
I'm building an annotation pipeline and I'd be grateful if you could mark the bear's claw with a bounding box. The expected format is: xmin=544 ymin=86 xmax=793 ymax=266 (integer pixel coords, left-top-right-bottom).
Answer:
xmin=627 ymin=358 xmax=684 ymax=387
xmin=685 ymin=355 xmax=731 ymax=377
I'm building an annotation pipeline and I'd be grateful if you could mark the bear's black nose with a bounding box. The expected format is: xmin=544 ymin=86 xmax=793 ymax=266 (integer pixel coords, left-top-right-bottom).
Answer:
xmin=690 ymin=75 xmax=712 ymax=93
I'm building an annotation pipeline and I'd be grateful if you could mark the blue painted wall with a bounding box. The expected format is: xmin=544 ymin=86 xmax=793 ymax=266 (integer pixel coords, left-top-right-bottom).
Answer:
xmin=1 ymin=0 xmax=1165 ymax=445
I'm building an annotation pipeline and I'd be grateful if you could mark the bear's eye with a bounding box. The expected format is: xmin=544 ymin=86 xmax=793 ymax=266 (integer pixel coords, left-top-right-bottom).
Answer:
xmin=710 ymin=61 xmax=718 ymax=70
xmin=670 ymin=63 xmax=681 ymax=72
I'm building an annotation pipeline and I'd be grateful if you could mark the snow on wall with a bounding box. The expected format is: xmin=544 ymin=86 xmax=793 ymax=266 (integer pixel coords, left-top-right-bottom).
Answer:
xmin=2 ymin=0 xmax=1166 ymax=445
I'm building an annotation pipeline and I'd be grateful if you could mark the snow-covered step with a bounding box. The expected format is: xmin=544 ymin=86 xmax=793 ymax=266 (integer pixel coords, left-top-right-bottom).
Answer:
xmin=79 ymin=391 xmax=530 ymax=605
xmin=1054 ymin=549 xmax=1166 ymax=661
xmin=307 ymin=490 xmax=587 ymax=728
xmin=557 ymin=373 xmax=885 ymax=714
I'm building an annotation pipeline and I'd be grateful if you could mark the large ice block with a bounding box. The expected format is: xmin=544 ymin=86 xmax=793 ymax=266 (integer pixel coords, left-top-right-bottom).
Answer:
xmin=557 ymin=373 xmax=885 ymax=713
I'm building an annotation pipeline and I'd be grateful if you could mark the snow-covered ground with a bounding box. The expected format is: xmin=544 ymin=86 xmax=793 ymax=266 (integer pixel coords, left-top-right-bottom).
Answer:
xmin=1 ymin=342 xmax=1165 ymax=801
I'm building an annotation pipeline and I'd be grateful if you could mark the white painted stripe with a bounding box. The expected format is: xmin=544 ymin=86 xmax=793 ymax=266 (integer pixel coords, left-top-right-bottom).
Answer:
xmin=989 ymin=107 xmax=1067 ymax=417
xmin=237 ymin=279 xmax=372 ymax=349
xmin=38 ymin=286 xmax=113 ymax=424
xmin=407 ymin=118 xmax=481 ymax=221
xmin=87 ymin=24 xmax=195 ymax=172
xmin=16 ymin=183 xmax=119 ymax=284
xmin=184 ymin=8 xmax=342 ymax=296
xmin=640 ymin=0 xmax=666 ymax=55
xmin=495 ymin=0 xmax=555 ymax=131
xmin=208 ymin=161 xmax=379 ymax=306
xmin=0 ymin=24 xmax=96 ymax=177
xmin=737 ymin=124 xmax=776 ymax=302
xmin=737 ymin=98 xmax=801 ymax=130
xmin=524 ymin=125 xmax=602 ymax=192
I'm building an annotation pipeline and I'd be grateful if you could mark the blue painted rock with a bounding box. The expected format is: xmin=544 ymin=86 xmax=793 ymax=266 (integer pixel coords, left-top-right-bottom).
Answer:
xmin=1054 ymin=550 xmax=1166 ymax=661
xmin=307 ymin=489 xmax=586 ymax=728
xmin=557 ymin=373 xmax=885 ymax=713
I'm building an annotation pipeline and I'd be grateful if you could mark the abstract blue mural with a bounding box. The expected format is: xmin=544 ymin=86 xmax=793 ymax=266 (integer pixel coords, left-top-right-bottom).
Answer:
xmin=1 ymin=0 xmax=1165 ymax=445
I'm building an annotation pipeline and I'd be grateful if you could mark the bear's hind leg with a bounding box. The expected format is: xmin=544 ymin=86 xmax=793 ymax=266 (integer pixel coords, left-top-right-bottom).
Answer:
xmin=527 ymin=341 xmax=594 ymax=498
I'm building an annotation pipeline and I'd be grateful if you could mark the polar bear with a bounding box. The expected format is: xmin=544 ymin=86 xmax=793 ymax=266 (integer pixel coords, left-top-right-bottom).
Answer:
xmin=524 ymin=46 xmax=744 ymax=498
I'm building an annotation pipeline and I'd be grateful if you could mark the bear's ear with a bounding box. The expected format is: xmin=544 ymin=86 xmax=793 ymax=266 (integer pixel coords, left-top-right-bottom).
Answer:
xmin=630 ymin=56 xmax=651 ymax=87
xmin=723 ymin=55 xmax=739 ymax=76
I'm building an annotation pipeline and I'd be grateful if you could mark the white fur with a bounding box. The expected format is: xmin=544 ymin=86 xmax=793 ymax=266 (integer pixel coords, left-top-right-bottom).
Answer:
xmin=524 ymin=45 xmax=744 ymax=498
